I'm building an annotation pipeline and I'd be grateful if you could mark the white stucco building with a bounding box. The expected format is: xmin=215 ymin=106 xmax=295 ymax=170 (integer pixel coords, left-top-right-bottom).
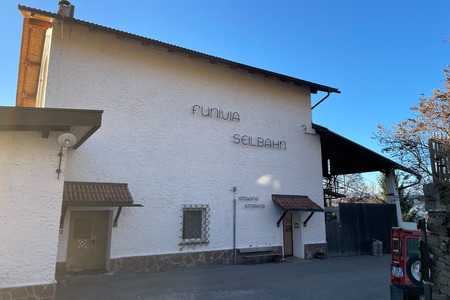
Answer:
xmin=0 ymin=3 xmax=412 ymax=299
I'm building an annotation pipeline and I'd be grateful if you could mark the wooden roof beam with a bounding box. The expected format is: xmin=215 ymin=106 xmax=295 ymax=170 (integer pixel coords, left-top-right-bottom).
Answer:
xmin=28 ymin=18 xmax=52 ymax=29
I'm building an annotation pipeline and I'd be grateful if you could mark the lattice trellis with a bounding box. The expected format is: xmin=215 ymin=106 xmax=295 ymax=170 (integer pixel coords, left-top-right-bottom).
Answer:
xmin=429 ymin=137 xmax=450 ymax=183
xmin=179 ymin=204 xmax=210 ymax=250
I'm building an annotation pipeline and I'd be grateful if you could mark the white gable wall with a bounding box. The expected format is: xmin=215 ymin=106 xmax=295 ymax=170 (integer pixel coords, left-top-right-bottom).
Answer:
xmin=45 ymin=21 xmax=325 ymax=261
xmin=0 ymin=131 xmax=65 ymax=288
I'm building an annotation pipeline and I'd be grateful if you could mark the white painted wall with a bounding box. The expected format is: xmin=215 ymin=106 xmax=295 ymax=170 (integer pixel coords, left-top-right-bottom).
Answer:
xmin=386 ymin=169 xmax=403 ymax=226
xmin=47 ymin=20 xmax=325 ymax=261
xmin=0 ymin=131 xmax=65 ymax=288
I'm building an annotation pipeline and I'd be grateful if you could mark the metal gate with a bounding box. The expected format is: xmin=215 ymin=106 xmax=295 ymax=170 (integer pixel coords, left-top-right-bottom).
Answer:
xmin=326 ymin=203 xmax=398 ymax=257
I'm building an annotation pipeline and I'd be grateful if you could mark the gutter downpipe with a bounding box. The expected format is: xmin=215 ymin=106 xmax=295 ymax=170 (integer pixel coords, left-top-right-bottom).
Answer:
xmin=311 ymin=90 xmax=330 ymax=110
xmin=232 ymin=187 xmax=237 ymax=265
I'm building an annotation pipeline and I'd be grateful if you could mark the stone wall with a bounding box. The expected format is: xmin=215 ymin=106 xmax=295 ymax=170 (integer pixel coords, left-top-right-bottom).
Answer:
xmin=304 ymin=243 xmax=327 ymax=259
xmin=56 ymin=247 xmax=286 ymax=280
xmin=109 ymin=250 xmax=235 ymax=274
xmin=0 ymin=283 xmax=55 ymax=300
xmin=57 ymin=249 xmax=236 ymax=279
xmin=423 ymin=183 xmax=450 ymax=300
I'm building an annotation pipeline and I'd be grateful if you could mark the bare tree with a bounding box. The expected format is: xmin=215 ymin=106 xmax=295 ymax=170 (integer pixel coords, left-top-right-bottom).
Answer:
xmin=374 ymin=66 xmax=450 ymax=183
xmin=333 ymin=174 xmax=382 ymax=204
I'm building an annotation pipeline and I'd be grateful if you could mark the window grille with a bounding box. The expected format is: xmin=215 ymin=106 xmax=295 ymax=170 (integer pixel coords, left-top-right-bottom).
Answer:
xmin=180 ymin=204 xmax=210 ymax=249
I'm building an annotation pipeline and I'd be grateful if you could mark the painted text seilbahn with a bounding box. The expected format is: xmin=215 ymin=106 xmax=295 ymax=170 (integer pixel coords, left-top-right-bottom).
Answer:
xmin=233 ymin=134 xmax=286 ymax=150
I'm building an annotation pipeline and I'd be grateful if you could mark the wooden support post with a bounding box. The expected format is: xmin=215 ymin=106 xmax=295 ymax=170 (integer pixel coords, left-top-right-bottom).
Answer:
xmin=303 ymin=212 xmax=315 ymax=227
xmin=277 ymin=211 xmax=288 ymax=227
xmin=113 ymin=206 xmax=123 ymax=227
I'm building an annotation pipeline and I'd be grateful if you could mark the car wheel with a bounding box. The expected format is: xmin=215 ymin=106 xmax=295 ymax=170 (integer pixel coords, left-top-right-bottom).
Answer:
xmin=406 ymin=255 xmax=422 ymax=286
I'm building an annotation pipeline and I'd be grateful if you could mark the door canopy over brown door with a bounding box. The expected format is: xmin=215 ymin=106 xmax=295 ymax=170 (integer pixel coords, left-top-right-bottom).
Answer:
xmin=272 ymin=194 xmax=324 ymax=227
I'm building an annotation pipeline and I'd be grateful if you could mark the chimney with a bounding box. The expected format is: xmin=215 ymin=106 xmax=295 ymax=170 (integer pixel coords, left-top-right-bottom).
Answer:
xmin=58 ymin=0 xmax=75 ymax=18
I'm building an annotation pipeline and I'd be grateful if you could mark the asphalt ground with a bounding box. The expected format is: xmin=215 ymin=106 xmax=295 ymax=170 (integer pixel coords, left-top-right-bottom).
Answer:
xmin=55 ymin=254 xmax=391 ymax=300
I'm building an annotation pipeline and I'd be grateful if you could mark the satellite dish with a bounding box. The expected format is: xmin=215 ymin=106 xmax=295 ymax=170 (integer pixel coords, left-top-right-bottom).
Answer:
xmin=58 ymin=133 xmax=77 ymax=148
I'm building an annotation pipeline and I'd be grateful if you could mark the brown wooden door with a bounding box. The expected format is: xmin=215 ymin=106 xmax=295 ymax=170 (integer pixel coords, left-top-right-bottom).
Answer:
xmin=66 ymin=210 xmax=110 ymax=273
xmin=283 ymin=212 xmax=293 ymax=256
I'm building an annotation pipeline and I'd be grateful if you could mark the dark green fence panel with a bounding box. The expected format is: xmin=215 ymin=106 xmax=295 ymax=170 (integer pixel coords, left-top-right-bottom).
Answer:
xmin=326 ymin=203 xmax=398 ymax=257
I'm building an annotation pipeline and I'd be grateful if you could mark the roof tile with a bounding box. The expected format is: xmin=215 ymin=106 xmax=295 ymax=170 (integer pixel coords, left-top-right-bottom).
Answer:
xmin=63 ymin=181 xmax=134 ymax=206
xmin=272 ymin=194 xmax=323 ymax=212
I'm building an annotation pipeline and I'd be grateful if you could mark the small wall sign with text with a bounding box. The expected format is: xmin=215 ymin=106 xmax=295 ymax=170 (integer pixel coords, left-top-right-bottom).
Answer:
xmin=244 ymin=203 xmax=265 ymax=208
xmin=238 ymin=196 xmax=259 ymax=201
xmin=239 ymin=196 xmax=265 ymax=208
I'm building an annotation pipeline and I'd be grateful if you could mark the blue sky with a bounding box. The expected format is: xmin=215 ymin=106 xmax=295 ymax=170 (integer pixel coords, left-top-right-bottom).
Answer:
xmin=1 ymin=1 xmax=449 ymax=168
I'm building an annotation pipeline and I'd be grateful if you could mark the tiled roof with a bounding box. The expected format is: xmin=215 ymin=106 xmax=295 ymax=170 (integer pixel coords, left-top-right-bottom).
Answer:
xmin=18 ymin=5 xmax=340 ymax=95
xmin=272 ymin=194 xmax=323 ymax=212
xmin=63 ymin=181 xmax=135 ymax=206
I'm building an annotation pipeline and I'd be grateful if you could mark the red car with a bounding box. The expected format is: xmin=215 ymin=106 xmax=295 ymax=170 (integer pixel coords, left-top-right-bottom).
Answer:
xmin=390 ymin=227 xmax=429 ymax=299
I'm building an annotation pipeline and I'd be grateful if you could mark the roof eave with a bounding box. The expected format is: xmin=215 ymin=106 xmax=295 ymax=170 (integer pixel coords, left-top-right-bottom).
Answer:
xmin=17 ymin=5 xmax=340 ymax=95
xmin=0 ymin=106 xmax=103 ymax=149
xmin=312 ymin=123 xmax=420 ymax=178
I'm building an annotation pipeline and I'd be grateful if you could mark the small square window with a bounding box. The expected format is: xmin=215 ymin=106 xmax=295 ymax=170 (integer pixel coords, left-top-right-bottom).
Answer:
xmin=183 ymin=210 xmax=202 ymax=239
xmin=180 ymin=204 xmax=210 ymax=248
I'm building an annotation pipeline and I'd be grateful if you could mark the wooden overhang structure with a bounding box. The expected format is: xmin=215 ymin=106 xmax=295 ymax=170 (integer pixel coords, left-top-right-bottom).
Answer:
xmin=313 ymin=124 xmax=421 ymax=205
xmin=0 ymin=106 xmax=102 ymax=149
xmin=312 ymin=123 xmax=419 ymax=177
xmin=16 ymin=9 xmax=53 ymax=107
xmin=16 ymin=5 xmax=340 ymax=109
xmin=61 ymin=182 xmax=143 ymax=228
